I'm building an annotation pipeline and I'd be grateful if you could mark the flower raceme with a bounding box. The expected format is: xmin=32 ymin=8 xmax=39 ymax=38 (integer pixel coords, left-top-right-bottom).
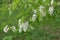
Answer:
xmin=48 ymin=6 xmax=54 ymax=15
xmin=3 ymin=25 xmax=16 ymax=33
xmin=3 ymin=19 xmax=32 ymax=33
xmin=18 ymin=19 xmax=29 ymax=33
xmin=39 ymin=5 xmax=46 ymax=16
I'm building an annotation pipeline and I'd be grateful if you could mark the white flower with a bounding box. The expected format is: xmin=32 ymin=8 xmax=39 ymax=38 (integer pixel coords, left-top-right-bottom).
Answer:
xmin=48 ymin=6 xmax=54 ymax=15
xmin=51 ymin=0 xmax=54 ymax=5
xmin=39 ymin=5 xmax=45 ymax=10
xmin=23 ymin=21 xmax=28 ymax=32
xmin=32 ymin=9 xmax=37 ymax=13
xmin=32 ymin=14 xmax=37 ymax=21
xmin=18 ymin=19 xmax=21 ymax=25
xmin=41 ymin=11 xmax=46 ymax=16
xmin=18 ymin=19 xmax=23 ymax=33
xmin=12 ymin=25 xmax=16 ymax=32
xmin=39 ymin=5 xmax=46 ymax=16
xmin=19 ymin=24 xmax=23 ymax=33
xmin=3 ymin=25 xmax=9 ymax=33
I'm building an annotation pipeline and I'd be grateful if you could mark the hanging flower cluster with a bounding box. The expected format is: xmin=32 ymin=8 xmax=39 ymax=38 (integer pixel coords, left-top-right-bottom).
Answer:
xmin=31 ymin=0 xmax=54 ymax=21
xmin=18 ymin=19 xmax=29 ymax=33
xmin=3 ymin=25 xmax=16 ymax=33
xmin=39 ymin=5 xmax=46 ymax=16
xmin=48 ymin=0 xmax=54 ymax=15
xmin=3 ymin=19 xmax=34 ymax=33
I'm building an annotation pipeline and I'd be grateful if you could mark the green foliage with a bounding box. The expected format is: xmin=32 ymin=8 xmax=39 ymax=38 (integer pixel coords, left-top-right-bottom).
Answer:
xmin=0 ymin=0 xmax=60 ymax=40
xmin=3 ymin=36 xmax=13 ymax=40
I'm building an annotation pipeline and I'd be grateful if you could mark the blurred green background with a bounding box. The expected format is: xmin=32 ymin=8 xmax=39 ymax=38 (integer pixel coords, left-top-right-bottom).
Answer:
xmin=0 ymin=0 xmax=60 ymax=40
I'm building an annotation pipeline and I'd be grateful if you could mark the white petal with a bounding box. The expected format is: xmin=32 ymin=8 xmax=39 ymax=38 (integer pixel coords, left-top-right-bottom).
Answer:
xmin=18 ymin=19 xmax=21 ymax=24
xmin=19 ymin=24 xmax=23 ymax=33
xmin=48 ymin=6 xmax=54 ymax=15
xmin=23 ymin=21 xmax=29 ymax=32
xmin=39 ymin=5 xmax=45 ymax=10
xmin=12 ymin=25 xmax=16 ymax=32
xmin=32 ymin=9 xmax=37 ymax=13
xmin=51 ymin=0 xmax=54 ymax=5
xmin=32 ymin=14 xmax=37 ymax=21
xmin=3 ymin=25 xmax=9 ymax=33
xmin=18 ymin=19 xmax=23 ymax=33
xmin=39 ymin=5 xmax=45 ymax=13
